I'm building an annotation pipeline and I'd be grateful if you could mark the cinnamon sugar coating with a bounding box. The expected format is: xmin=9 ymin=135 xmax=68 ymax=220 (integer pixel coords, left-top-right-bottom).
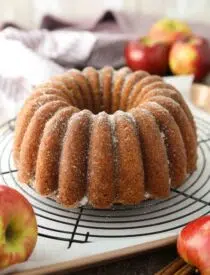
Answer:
xmin=14 ymin=67 xmax=197 ymax=208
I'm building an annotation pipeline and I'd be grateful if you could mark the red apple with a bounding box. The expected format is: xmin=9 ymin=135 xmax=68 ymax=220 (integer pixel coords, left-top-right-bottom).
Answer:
xmin=177 ymin=216 xmax=210 ymax=275
xmin=169 ymin=36 xmax=210 ymax=81
xmin=124 ymin=37 xmax=170 ymax=75
xmin=0 ymin=185 xmax=37 ymax=269
xmin=149 ymin=18 xmax=192 ymax=45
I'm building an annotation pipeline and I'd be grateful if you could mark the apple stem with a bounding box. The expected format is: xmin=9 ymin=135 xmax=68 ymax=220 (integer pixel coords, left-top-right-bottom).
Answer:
xmin=6 ymin=224 xmax=14 ymax=242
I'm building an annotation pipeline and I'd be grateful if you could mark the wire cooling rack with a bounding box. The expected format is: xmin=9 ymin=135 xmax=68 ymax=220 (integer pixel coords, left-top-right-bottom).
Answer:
xmin=0 ymin=115 xmax=210 ymax=250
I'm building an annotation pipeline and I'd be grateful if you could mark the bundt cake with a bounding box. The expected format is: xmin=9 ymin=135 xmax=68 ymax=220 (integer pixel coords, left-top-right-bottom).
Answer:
xmin=13 ymin=67 xmax=197 ymax=209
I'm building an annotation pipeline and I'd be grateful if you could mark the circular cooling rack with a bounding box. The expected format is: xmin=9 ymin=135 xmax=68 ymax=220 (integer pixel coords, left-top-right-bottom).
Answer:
xmin=0 ymin=115 xmax=210 ymax=249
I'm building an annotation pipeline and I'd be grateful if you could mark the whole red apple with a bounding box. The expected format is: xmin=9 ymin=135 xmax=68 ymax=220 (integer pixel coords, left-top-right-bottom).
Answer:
xmin=0 ymin=185 xmax=37 ymax=269
xmin=149 ymin=18 xmax=192 ymax=45
xmin=125 ymin=37 xmax=170 ymax=75
xmin=169 ymin=36 xmax=210 ymax=81
xmin=177 ymin=216 xmax=210 ymax=275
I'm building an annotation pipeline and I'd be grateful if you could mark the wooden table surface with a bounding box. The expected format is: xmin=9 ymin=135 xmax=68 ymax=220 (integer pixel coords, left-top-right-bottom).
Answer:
xmin=59 ymin=245 xmax=177 ymax=275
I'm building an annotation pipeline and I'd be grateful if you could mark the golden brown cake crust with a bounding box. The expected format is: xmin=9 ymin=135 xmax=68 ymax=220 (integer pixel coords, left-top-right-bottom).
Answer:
xmin=29 ymin=87 xmax=71 ymax=103
xmin=99 ymin=66 xmax=113 ymax=114
xmin=130 ymin=108 xmax=170 ymax=198
xmin=146 ymin=96 xmax=197 ymax=173
xmin=35 ymin=107 xmax=78 ymax=195
xmin=58 ymin=110 xmax=92 ymax=207
xmin=138 ymin=83 xmax=195 ymax=131
xmin=111 ymin=67 xmax=131 ymax=113
xmin=66 ymin=69 xmax=94 ymax=111
xmin=18 ymin=100 xmax=69 ymax=183
xmin=54 ymin=73 xmax=85 ymax=109
xmin=35 ymin=82 xmax=74 ymax=104
xmin=14 ymin=67 xmax=197 ymax=208
xmin=13 ymin=94 xmax=66 ymax=167
xmin=114 ymin=112 xmax=145 ymax=204
xmin=129 ymin=75 xmax=162 ymax=108
xmin=88 ymin=112 xmax=115 ymax=208
xmin=120 ymin=71 xmax=149 ymax=111
xmin=141 ymin=102 xmax=187 ymax=187
xmin=83 ymin=67 xmax=100 ymax=114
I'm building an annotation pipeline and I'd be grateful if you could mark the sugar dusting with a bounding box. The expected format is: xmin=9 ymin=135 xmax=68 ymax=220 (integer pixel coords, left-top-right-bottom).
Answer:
xmin=79 ymin=195 xmax=88 ymax=206
xmin=18 ymin=68 xmax=189 ymax=209
xmin=109 ymin=114 xmax=118 ymax=147
xmin=144 ymin=192 xmax=151 ymax=199
xmin=99 ymin=70 xmax=104 ymax=111
xmin=160 ymin=131 xmax=165 ymax=140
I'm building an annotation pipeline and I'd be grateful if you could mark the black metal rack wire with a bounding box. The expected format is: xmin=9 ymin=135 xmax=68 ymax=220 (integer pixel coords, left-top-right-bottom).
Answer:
xmin=0 ymin=116 xmax=209 ymax=249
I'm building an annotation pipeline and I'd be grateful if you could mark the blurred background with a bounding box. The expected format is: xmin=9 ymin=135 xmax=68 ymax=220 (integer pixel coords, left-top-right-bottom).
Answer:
xmin=0 ymin=0 xmax=210 ymax=28
xmin=0 ymin=0 xmax=210 ymax=123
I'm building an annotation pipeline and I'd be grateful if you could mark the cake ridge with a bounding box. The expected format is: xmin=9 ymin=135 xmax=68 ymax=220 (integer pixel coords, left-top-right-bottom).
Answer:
xmin=98 ymin=68 xmax=104 ymax=112
xmin=35 ymin=106 xmax=78 ymax=196
xmin=55 ymin=73 xmax=85 ymax=109
xmin=120 ymin=70 xmax=149 ymax=111
xmin=109 ymin=113 xmax=118 ymax=204
xmin=114 ymin=110 xmax=145 ymax=204
xmin=145 ymin=95 xmax=197 ymax=173
xmin=14 ymin=94 xmax=67 ymax=166
xmin=111 ymin=67 xmax=131 ymax=113
xmin=141 ymin=101 xmax=187 ymax=187
xmin=130 ymin=75 xmax=162 ymax=109
xmin=58 ymin=109 xmax=92 ymax=207
xmin=83 ymin=67 xmax=99 ymax=114
xmin=67 ymin=69 xmax=93 ymax=111
xmin=18 ymin=100 xmax=69 ymax=183
xmin=130 ymin=107 xmax=170 ymax=198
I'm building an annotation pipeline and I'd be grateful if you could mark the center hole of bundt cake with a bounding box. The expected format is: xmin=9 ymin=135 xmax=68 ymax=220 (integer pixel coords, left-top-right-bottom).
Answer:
xmin=84 ymin=103 xmax=132 ymax=115
xmin=80 ymin=99 xmax=129 ymax=115
xmin=81 ymin=94 xmax=136 ymax=115
xmin=64 ymin=67 xmax=142 ymax=114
